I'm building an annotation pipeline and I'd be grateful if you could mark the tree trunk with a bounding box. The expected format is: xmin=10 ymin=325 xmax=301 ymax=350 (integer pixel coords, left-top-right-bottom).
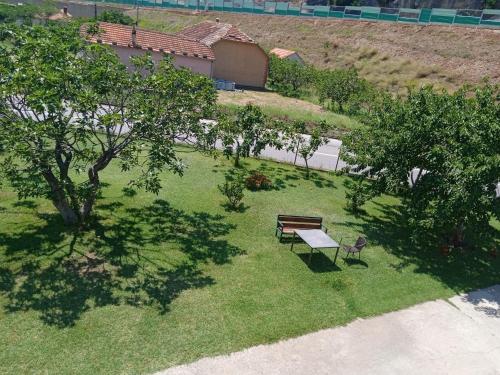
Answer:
xmin=234 ymin=142 xmax=241 ymax=167
xmin=304 ymin=158 xmax=310 ymax=178
xmin=42 ymin=169 xmax=79 ymax=225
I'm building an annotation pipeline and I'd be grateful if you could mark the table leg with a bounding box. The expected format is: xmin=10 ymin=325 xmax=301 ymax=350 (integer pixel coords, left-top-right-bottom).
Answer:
xmin=309 ymin=246 xmax=314 ymax=264
xmin=290 ymin=232 xmax=296 ymax=252
xmin=333 ymin=246 xmax=340 ymax=265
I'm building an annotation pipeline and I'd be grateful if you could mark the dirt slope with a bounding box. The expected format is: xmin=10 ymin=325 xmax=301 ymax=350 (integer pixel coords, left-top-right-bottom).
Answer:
xmin=131 ymin=8 xmax=500 ymax=93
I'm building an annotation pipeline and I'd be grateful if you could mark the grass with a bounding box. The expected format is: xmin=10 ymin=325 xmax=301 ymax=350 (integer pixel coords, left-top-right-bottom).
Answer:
xmin=217 ymin=90 xmax=360 ymax=137
xmin=1 ymin=148 xmax=499 ymax=374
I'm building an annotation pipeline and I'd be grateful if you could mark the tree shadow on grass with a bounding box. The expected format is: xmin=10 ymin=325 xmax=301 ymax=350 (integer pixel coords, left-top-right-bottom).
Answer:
xmin=0 ymin=199 xmax=243 ymax=327
xmin=337 ymin=201 xmax=500 ymax=293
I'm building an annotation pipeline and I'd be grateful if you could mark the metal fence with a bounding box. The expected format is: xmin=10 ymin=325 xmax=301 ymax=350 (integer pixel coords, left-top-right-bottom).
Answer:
xmin=96 ymin=0 xmax=500 ymax=28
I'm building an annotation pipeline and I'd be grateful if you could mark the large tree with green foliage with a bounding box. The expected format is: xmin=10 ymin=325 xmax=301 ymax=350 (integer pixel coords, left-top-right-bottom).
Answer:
xmin=343 ymin=85 xmax=500 ymax=246
xmin=0 ymin=23 xmax=216 ymax=225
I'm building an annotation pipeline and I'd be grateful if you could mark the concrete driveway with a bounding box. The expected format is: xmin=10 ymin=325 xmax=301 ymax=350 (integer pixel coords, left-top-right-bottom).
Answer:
xmin=156 ymin=285 xmax=500 ymax=375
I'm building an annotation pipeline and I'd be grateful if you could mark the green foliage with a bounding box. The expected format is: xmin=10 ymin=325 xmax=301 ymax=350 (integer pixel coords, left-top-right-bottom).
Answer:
xmin=284 ymin=120 xmax=332 ymax=177
xmin=0 ymin=2 xmax=55 ymax=24
xmin=343 ymin=84 xmax=500 ymax=245
xmin=343 ymin=177 xmax=373 ymax=213
xmin=245 ymin=170 xmax=272 ymax=190
xmin=484 ymin=0 xmax=496 ymax=9
xmin=218 ymin=173 xmax=245 ymax=209
xmin=267 ymin=54 xmax=314 ymax=98
xmin=96 ymin=10 xmax=135 ymax=25
xmin=0 ymin=22 xmax=217 ymax=225
xmin=316 ymin=68 xmax=371 ymax=114
xmin=218 ymin=104 xmax=280 ymax=167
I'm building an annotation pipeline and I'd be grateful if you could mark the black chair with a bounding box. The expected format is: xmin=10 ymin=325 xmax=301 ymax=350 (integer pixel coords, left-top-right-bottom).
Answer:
xmin=342 ymin=237 xmax=367 ymax=260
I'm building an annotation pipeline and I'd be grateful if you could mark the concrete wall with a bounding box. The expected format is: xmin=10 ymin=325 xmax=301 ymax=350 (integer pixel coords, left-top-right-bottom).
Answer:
xmin=111 ymin=45 xmax=213 ymax=77
xmin=212 ymin=40 xmax=268 ymax=88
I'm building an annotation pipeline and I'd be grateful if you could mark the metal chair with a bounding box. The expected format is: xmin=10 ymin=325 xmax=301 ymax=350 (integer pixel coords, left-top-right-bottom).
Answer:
xmin=342 ymin=237 xmax=367 ymax=260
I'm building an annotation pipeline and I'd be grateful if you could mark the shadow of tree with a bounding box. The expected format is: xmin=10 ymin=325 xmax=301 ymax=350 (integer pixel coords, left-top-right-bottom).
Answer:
xmin=337 ymin=201 xmax=500 ymax=292
xmin=0 ymin=199 xmax=243 ymax=327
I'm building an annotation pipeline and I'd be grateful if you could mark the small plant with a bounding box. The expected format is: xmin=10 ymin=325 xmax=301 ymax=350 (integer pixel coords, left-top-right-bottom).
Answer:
xmin=218 ymin=175 xmax=245 ymax=210
xmin=245 ymin=170 xmax=272 ymax=191
xmin=344 ymin=178 xmax=372 ymax=213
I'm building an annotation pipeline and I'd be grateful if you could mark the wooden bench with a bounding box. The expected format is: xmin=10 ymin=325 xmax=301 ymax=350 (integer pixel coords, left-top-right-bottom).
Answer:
xmin=275 ymin=215 xmax=327 ymax=242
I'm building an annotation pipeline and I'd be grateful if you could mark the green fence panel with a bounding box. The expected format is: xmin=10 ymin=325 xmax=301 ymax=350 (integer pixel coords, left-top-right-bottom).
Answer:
xmin=430 ymin=8 xmax=456 ymax=24
xmin=361 ymin=11 xmax=379 ymax=20
xmin=314 ymin=6 xmax=330 ymax=17
xmin=379 ymin=12 xmax=398 ymax=21
xmin=287 ymin=6 xmax=300 ymax=16
xmin=275 ymin=2 xmax=288 ymax=15
xmin=418 ymin=8 xmax=431 ymax=22
xmin=454 ymin=15 xmax=480 ymax=25
xmin=480 ymin=9 xmax=500 ymax=27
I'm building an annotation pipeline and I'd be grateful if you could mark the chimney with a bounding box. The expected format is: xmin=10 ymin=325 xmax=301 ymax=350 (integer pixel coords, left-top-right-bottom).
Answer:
xmin=215 ymin=18 xmax=219 ymax=23
xmin=131 ymin=25 xmax=137 ymax=47
xmin=63 ymin=6 xmax=68 ymax=15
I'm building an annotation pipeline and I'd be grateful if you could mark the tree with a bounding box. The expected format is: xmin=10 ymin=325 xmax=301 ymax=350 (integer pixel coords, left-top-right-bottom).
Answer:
xmin=342 ymin=85 xmax=500 ymax=246
xmin=284 ymin=120 xmax=331 ymax=178
xmin=0 ymin=23 xmax=217 ymax=225
xmin=267 ymin=54 xmax=313 ymax=98
xmin=218 ymin=104 xmax=280 ymax=167
xmin=316 ymin=68 xmax=368 ymax=113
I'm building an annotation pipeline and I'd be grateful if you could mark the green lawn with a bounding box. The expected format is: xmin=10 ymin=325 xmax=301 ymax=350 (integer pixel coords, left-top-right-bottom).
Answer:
xmin=1 ymin=148 xmax=498 ymax=374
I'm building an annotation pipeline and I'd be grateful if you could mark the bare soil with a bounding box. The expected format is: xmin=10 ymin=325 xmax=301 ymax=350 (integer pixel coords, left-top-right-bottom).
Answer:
xmin=131 ymin=8 xmax=500 ymax=93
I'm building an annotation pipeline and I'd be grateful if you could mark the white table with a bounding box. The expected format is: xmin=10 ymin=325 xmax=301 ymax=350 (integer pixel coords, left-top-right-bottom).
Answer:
xmin=291 ymin=229 xmax=340 ymax=264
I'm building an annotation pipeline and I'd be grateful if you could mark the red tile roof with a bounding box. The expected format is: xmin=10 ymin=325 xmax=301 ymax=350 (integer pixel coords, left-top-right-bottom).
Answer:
xmin=80 ymin=22 xmax=215 ymax=61
xmin=270 ymin=48 xmax=298 ymax=59
xmin=177 ymin=21 xmax=254 ymax=46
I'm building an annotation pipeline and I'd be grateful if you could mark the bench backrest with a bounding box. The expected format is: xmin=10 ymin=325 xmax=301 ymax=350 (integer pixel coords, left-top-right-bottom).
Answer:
xmin=277 ymin=215 xmax=322 ymax=225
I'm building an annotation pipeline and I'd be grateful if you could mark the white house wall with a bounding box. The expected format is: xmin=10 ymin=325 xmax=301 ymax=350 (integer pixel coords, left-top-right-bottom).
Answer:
xmin=111 ymin=45 xmax=213 ymax=77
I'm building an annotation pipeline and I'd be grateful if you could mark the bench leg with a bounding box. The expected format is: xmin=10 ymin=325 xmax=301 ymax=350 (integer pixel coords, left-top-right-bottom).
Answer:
xmin=290 ymin=232 xmax=296 ymax=252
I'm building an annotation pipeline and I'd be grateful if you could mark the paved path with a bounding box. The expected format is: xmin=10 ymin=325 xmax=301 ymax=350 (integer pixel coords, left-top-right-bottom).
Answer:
xmin=156 ymin=285 xmax=500 ymax=375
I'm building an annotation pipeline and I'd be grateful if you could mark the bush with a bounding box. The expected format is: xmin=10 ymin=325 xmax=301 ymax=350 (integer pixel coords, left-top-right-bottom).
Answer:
xmin=268 ymin=55 xmax=314 ymax=98
xmin=218 ymin=175 xmax=245 ymax=209
xmin=344 ymin=178 xmax=372 ymax=213
xmin=316 ymin=68 xmax=371 ymax=114
xmin=245 ymin=170 xmax=272 ymax=190
xmin=96 ymin=10 xmax=135 ymax=25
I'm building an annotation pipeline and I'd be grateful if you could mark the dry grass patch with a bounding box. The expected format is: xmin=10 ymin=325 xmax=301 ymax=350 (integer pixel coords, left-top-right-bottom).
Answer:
xmin=127 ymin=8 xmax=499 ymax=93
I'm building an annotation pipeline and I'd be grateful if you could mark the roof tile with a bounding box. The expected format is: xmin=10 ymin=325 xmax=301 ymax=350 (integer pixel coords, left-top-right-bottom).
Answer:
xmin=177 ymin=21 xmax=254 ymax=46
xmin=80 ymin=22 xmax=215 ymax=61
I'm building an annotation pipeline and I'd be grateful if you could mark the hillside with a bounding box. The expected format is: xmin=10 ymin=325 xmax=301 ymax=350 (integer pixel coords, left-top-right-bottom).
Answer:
xmin=129 ymin=8 xmax=500 ymax=94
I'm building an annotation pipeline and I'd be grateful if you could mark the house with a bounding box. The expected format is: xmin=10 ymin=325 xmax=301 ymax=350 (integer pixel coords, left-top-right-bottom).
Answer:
xmin=177 ymin=20 xmax=268 ymax=88
xmin=81 ymin=22 xmax=215 ymax=77
xmin=270 ymin=48 xmax=304 ymax=64
xmin=81 ymin=20 xmax=268 ymax=88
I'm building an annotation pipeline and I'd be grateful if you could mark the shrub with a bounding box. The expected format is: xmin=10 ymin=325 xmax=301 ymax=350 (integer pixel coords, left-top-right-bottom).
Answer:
xmin=267 ymin=55 xmax=314 ymax=98
xmin=344 ymin=178 xmax=372 ymax=213
xmin=316 ymin=68 xmax=371 ymax=114
xmin=96 ymin=10 xmax=135 ymax=25
xmin=245 ymin=170 xmax=272 ymax=190
xmin=218 ymin=175 xmax=245 ymax=209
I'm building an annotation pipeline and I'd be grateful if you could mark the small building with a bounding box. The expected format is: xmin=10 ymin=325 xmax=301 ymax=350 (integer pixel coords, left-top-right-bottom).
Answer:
xmin=270 ymin=48 xmax=304 ymax=64
xmin=177 ymin=20 xmax=268 ymax=88
xmin=81 ymin=20 xmax=268 ymax=88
